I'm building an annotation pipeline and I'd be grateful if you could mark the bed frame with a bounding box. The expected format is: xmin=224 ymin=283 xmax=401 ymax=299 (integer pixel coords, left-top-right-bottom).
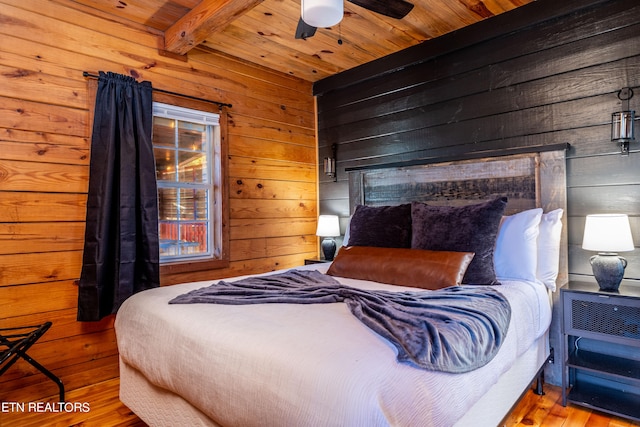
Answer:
xmin=119 ymin=148 xmax=568 ymax=426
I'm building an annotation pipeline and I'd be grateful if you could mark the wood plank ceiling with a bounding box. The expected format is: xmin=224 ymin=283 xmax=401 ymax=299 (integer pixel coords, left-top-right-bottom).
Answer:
xmin=65 ymin=0 xmax=533 ymax=82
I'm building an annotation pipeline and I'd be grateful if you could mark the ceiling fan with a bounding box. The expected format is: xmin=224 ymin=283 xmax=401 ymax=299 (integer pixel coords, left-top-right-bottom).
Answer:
xmin=295 ymin=0 xmax=414 ymax=40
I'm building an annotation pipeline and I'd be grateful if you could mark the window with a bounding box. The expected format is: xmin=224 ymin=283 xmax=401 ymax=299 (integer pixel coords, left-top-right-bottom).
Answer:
xmin=153 ymin=102 xmax=228 ymax=273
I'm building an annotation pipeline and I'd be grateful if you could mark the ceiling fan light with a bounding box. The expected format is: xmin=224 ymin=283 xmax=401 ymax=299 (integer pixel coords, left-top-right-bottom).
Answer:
xmin=301 ymin=0 xmax=343 ymax=28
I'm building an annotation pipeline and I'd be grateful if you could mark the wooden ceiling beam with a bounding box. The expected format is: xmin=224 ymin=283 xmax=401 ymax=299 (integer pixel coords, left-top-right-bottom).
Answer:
xmin=164 ymin=0 xmax=265 ymax=55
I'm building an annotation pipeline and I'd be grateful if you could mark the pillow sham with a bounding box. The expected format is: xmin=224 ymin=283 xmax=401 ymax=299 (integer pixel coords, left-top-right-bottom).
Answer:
xmin=411 ymin=197 xmax=507 ymax=285
xmin=326 ymin=246 xmax=475 ymax=290
xmin=537 ymin=208 xmax=564 ymax=291
xmin=347 ymin=204 xmax=412 ymax=248
xmin=494 ymin=208 xmax=542 ymax=283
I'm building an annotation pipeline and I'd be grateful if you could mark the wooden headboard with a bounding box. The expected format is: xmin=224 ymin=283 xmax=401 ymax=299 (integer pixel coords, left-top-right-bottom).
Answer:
xmin=347 ymin=149 xmax=568 ymax=286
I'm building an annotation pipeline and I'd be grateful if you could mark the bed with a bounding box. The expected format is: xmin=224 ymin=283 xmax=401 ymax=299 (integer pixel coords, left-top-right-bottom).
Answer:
xmin=115 ymin=149 xmax=568 ymax=427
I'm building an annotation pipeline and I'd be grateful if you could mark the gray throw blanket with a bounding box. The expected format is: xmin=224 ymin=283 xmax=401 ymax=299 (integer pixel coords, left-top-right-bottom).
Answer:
xmin=169 ymin=270 xmax=511 ymax=373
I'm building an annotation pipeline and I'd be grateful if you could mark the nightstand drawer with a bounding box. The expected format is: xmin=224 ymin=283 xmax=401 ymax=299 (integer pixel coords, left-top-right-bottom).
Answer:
xmin=563 ymin=292 xmax=640 ymax=345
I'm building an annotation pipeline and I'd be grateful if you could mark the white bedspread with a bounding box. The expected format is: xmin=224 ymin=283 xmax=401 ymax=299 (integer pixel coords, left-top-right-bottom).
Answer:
xmin=115 ymin=264 xmax=551 ymax=427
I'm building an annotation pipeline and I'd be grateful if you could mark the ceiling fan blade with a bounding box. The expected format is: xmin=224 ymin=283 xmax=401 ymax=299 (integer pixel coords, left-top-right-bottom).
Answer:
xmin=347 ymin=0 xmax=414 ymax=19
xmin=295 ymin=17 xmax=317 ymax=40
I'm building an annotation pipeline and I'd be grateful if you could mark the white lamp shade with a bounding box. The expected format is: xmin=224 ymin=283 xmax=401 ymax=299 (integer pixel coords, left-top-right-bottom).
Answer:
xmin=316 ymin=215 xmax=340 ymax=237
xmin=582 ymin=214 xmax=634 ymax=252
xmin=301 ymin=0 xmax=343 ymax=28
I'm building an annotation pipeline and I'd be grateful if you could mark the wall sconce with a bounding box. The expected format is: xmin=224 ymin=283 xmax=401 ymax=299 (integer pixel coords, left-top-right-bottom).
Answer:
xmin=323 ymin=143 xmax=337 ymax=182
xmin=316 ymin=214 xmax=340 ymax=261
xmin=611 ymin=87 xmax=635 ymax=154
xmin=582 ymin=214 xmax=634 ymax=292
xmin=301 ymin=0 xmax=343 ymax=28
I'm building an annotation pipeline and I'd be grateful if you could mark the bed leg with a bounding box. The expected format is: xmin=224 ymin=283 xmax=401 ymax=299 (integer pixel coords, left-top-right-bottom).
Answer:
xmin=534 ymin=370 xmax=545 ymax=396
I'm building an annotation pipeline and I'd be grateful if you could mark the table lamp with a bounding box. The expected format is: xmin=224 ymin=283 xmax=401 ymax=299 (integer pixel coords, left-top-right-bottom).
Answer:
xmin=316 ymin=215 xmax=340 ymax=261
xmin=582 ymin=214 xmax=634 ymax=291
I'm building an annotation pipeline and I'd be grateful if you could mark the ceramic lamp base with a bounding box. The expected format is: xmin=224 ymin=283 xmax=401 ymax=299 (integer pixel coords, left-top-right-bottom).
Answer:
xmin=590 ymin=253 xmax=627 ymax=292
xmin=321 ymin=238 xmax=337 ymax=261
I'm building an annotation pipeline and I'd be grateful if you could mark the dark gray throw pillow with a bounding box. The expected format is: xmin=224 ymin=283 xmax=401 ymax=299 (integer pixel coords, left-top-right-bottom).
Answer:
xmin=347 ymin=204 xmax=412 ymax=248
xmin=410 ymin=197 xmax=507 ymax=285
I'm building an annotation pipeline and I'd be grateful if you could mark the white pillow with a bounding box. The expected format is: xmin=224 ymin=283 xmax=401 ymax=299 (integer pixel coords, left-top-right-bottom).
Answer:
xmin=342 ymin=216 xmax=351 ymax=246
xmin=536 ymin=208 xmax=563 ymax=291
xmin=494 ymin=208 xmax=543 ymax=283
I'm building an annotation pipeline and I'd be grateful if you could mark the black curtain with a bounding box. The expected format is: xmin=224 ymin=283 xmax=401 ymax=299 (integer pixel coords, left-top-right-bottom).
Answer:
xmin=78 ymin=71 xmax=160 ymax=322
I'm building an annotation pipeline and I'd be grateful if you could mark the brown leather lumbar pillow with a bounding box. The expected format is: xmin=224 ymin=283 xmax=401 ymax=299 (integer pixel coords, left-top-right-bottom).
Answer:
xmin=326 ymin=246 xmax=475 ymax=290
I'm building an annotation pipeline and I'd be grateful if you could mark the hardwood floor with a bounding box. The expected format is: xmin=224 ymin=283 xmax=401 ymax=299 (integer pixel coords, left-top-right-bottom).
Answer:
xmin=2 ymin=379 xmax=639 ymax=426
xmin=504 ymin=384 xmax=640 ymax=427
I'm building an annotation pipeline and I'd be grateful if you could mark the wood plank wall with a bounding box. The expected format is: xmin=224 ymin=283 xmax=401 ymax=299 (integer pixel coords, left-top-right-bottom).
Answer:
xmin=0 ymin=0 xmax=317 ymax=403
xmin=315 ymin=0 xmax=640 ymax=284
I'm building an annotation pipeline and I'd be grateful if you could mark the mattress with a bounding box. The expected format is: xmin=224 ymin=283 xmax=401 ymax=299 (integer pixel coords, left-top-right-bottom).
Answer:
xmin=115 ymin=263 xmax=551 ymax=426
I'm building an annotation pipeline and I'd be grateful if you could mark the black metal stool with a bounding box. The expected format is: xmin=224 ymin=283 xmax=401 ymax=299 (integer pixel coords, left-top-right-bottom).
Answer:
xmin=0 ymin=322 xmax=65 ymax=402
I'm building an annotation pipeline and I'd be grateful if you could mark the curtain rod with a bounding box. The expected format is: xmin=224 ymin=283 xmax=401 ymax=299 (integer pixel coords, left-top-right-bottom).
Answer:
xmin=82 ymin=72 xmax=232 ymax=109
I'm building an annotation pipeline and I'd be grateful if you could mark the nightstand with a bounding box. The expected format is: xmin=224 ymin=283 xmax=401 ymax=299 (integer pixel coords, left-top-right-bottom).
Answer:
xmin=304 ymin=258 xmax=331 ymax=265
xmin=560 ymin=281 xmax=640 ymax=421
